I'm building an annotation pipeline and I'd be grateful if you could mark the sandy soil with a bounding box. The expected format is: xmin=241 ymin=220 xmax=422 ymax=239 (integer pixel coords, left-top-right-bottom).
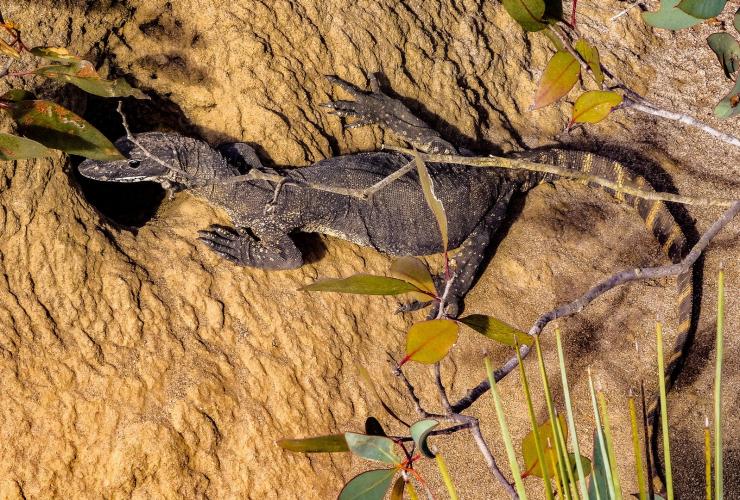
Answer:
xmin=0 ymin=0 xmax=737 ymax=498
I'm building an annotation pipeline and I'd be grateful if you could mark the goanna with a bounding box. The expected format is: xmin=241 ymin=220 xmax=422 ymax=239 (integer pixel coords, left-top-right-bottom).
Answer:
xmin=79 ymin=75 xmax=693 ymax=479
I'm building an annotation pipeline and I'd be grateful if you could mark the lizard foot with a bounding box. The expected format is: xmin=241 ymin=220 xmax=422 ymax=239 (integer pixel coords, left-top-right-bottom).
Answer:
xmin=197 ymin=224 xmax=246 ymax=264
xmin=322 ymin=74 xmax=456 ymax=154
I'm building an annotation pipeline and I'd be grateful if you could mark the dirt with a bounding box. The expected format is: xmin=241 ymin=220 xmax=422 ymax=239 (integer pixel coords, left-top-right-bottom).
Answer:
xmin=0 ymin=0 xmax=737 ymax=498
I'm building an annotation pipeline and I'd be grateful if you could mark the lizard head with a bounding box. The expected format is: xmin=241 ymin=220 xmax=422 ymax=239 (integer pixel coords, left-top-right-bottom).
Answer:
xmin=78 ymin=132 xmax=192 ymax=189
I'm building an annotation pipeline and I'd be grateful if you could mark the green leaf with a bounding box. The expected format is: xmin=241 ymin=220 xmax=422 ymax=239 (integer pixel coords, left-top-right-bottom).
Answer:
xmin=458 ymin=314 xmax=533 ymax=347
xmin=1 ymin=89 xmax=36 ymax=102
xmin=390 ymin=256 xmax=437 ymax=302
xmin=707 ymin=32 xmax=740 ymax=78
xmin=339 ymin=469 xmax=397 ymax=500
xmin=735 ymin=7 xmax=740 ymax=33
xmin=588 ymin=429 xmax=610 ymax=499
xmin=34 ymin=64 xmax=148 ymax=99
xmin=502 ymin=0 xmax=548 ymax=31
xmin=532 ymin=51 xmax=580 ymax=110
xmin=301 ymin=274 xmax=424 ymax=296
xmin=365 ymin=417 xmax=387 ymax=437
xmin=571 ymin=90 xmax=623 ymax=125
xmin=0 ymin=38 xmax=19 ymax=59
xmin=0 ymin=133 xmax=52 ymax=160
xmin=642 ymin=0 xmax=703 ymax=30
xmin=4 ymin=100 xmax=123 ymax=160
xmin=277 ymin=434 xmax=349 ymax=453
xmin=714 ymin=73 xmax=740 ymax=118
xmin=522 ymin=415 xmax=567 ymax=478
xmin=410 ymin=419 xmax=439 ymax=458
xmin=344 ymin=433 xmax=401 ymax=464
xmin=404 ymin=319 xmax=459 ymax=364
xmin=413 ymin=152 xmax=448 ymax=253
xmin=574 ymin=39 xmax=604 ymax=84
xmin=677 ymin=0 xmax=727 ymax=19
xmin=390 ymin=477 xmax=405 ymax=500
xmin=30 ymin=46 xmax=83 ymax=63
xmin=30 ymin=47 xmax=147 ymax=99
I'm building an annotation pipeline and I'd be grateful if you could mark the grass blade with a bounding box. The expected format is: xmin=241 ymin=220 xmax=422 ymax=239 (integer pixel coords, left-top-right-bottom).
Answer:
xmin=434 ymin=452 xmax=459 ymax=500
xmin=656 ymin=322 xmax=674 ymax=499
xmin=705 ymin=418 xmax=712 ymax=500
xmin=588 ymin=369 xmax=615 ymax=498
xmin=596 ymin=391 xmax=622 ymax=498
xmin=640 ymin=381 xmax=656 ymax=500
xmin=407 ymin=479 xmax=420 ymax=500
xmin=535 ymin=337 xmax=572 ymax=499
xmin=556 ymin=329 xmax=589 ymax=499
xmin=629 ymin=394 xmax=648 ymax=500
xmin=517 ymin=344 xmax=555 ymax=500
xmin=486 ymin=357 xmax=528 ymax=499
xmin=714 ymin=268 xmax=725 ymax=500
xmin=534 ymin=336 xmax=571 ymax=498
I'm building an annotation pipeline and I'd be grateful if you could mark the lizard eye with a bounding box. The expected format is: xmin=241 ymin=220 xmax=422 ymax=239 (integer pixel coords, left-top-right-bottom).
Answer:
xmin=128 ymin=160 xmax=141 ymax=169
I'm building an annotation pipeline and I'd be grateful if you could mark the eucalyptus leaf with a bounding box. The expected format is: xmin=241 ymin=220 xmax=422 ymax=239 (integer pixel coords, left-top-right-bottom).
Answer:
xmin=571 ymin=90 xmax=623 ymax=125
xmin=277 ymin=434 xmax=349 ymax=453
xmin=677 ymin=0 xmax=727 ymax=19
xmin=532 ymin=51 xmax=580 ymax=109
xmin=0 ymin=133 xmax=52 ymax=160
xmin=735 ymin=7 xmax=740 ymax=33
xmin=1 ymin=89 xmax=36 ymax=102
xmin=339 ymin=469 xmax=396 ymax=500
xmin=714 ymin=73 xmax=740 ymax=118
xmin=301 ymin=274 xmax=423 ymax=295
xmin=707 ymin=32 xmax=740 ymax=78
xmin=389 ymin=477 xmax=405 ymax=500
xmin=502 ymin=0 xmax=548 ymax=32
xmin=458 ymin=314 xmax=533 ymax=347
xmin=5 ymin=100 xmax=123 ymax=160
xmin=404 ymin=319 xmax=459 ymax=364
xmin=344 ymin=433 xmax=401 ymax=464
xmin=642 ymin=0 xmax=703 ymax=30
xmin=409 ymin=419 xmax=439 ymax=458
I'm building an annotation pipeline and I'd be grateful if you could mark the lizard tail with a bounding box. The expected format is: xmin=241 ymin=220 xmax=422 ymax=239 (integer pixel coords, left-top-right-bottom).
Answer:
xmin=519 ymin=148 xmax=693 ymax=493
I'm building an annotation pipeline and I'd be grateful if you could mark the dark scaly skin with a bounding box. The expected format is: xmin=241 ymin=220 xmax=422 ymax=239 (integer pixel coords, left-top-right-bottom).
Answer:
xmin=78 ymin=76 xmax=693 ymax=491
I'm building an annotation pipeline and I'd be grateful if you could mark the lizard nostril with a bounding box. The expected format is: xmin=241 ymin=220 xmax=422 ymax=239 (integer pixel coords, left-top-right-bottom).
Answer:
xmin=128 ymin=160 xmax=141 ymax=169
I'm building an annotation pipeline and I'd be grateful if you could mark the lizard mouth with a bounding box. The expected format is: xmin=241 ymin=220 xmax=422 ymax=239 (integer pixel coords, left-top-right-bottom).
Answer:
xmin=75 ymin=158 xmax=166 ymax=229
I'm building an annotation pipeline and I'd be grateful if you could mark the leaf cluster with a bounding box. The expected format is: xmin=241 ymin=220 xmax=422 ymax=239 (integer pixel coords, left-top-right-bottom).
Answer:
xmin=642 ymin=1 xmax=740 ymax=118
xmin=0 ymin=17 xmax=147 ymax=161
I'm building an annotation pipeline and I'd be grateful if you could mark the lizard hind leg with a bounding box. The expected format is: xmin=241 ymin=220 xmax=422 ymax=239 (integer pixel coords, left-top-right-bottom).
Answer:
xmin=322 ymin=74 xmax=458 ymax=155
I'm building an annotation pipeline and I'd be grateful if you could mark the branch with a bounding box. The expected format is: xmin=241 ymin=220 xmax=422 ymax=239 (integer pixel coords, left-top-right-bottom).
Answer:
xmin=388 ymin=147 xmax=738 ymax=208
xmin=452 ymin=200 xmax=740 ymax=414
xmin=455 ymin=414 xmax=519 ymax=499
xmin=393 ymin=362 xmax=444 ymax=419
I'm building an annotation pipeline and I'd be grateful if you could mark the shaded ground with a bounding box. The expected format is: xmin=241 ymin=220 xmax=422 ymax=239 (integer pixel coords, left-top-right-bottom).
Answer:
xmin=0 ymin=0 xmax=737 ymax=498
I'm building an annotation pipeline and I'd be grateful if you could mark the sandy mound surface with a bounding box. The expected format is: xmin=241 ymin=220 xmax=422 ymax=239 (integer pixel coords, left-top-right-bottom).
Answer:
xmin=0 ymin=0 xmax=737 ymax=497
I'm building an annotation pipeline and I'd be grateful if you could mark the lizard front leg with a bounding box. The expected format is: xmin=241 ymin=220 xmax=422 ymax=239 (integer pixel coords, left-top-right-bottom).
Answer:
xmin=323 ymin=74 xmax=458 ymax=155
xmin=197 ymin=224 xmax=303 ymax=270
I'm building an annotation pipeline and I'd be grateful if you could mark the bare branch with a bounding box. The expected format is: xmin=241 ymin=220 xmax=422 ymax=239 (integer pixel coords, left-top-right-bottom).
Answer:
xmin=393 ymin=363 xmax=443 ymax=419
xmin=452 ymin=201 xmax=740 ymax=413
xmin=455 ymin=414 xmax=519 ymax=499
xmin=623 ymin=97 xmax=740 ymax=149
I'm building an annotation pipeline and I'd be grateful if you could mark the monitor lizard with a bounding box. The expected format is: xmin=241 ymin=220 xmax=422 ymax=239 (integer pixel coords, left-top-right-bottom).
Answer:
xmin=78 ymin=75 xmax=693 ymax=487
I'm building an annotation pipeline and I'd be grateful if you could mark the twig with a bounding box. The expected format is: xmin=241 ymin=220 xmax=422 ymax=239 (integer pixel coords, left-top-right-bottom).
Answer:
xmin=388 ymin=147 xmax=738 ymax=208
xmin=434 ymin=363 xmax=453 ymax=414
xmin=623 ymin=97 xmax=740 ymax=149
xmin=393 ymin=363 xmax=443 ymax=419
xmin=451 ymin=201 xmax=740 ymax=413
xmin=456 ymin=414 xmax=519 ymax=499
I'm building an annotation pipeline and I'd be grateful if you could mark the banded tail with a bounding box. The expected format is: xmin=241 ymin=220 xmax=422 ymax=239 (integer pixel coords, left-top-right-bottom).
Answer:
xmin=519 ymin=148 xmax=693 ymax=490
